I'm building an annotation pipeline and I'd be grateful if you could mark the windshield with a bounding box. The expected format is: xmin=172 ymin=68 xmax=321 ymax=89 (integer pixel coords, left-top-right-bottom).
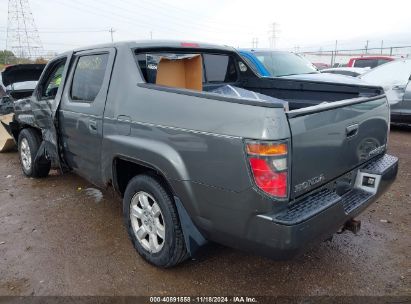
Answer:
xmin=253 ymin=51 xmax=318 ymax=77
xmin=360 ymin=60 xmax=411 ymax=86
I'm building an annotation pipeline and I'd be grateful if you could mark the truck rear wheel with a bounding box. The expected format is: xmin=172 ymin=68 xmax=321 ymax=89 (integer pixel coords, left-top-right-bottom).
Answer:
xmin=123 ymin=174 xmax=188 ymax=267
xmin=18 ymin=128 xmax=51 ymax=178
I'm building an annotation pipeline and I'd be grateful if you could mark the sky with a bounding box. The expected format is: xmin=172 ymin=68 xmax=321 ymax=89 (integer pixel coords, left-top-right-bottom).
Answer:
xmin=1 ymin=0 xmax=411 ymax=57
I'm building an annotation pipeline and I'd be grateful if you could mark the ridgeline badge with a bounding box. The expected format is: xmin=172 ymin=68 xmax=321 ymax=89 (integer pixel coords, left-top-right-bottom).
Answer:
xmin=295 ymin=174 xmax=325 ymax=193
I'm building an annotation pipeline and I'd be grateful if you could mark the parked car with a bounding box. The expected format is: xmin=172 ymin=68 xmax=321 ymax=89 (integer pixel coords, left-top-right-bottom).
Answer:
xmin=359 ymin=59 xmax=411 ymax=124
xmin=8 ymin=41 xmax=398 ymax=267
xmin=347 ymin=56 xmax=394 ymax=68
xmin=321 ymin=67 xmax=370 ymax=77
xmin=238 ymin=49 xmax=318 ymax=77
xmin=238 ymin=49 xmax=368 ymax=87
xmin=0 ymin=64 xmax=45 ymax=115
xmin=0 ymin=64 xmax=46 ymax=153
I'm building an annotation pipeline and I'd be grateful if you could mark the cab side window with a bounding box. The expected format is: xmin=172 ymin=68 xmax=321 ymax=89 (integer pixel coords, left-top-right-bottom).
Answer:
xmin=70 ymin=53 xmax=109 ymax=103
xmin=42 ymin=59 xmax=66 ymax=99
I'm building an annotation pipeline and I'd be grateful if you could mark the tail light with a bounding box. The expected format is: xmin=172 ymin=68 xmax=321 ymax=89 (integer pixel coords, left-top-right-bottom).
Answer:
xmin=245 ymin=140 xmax=288 ymax=198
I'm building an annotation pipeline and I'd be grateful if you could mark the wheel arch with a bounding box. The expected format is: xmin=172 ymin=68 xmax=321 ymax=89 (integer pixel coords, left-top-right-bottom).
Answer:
xmin=11 ymin=115 xmax=42 ymax=143
xmin=112 ymin=156 xmax=176 ymax=198
xmin=18 ymin=125 xmax=42 ymax=139
xmin=113 ymin=156 xmax=207 ymax=256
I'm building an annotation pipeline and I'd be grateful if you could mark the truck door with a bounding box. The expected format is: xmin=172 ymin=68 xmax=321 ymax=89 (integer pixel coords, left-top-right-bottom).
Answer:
xmin=59 ymin=48 xmax=116 ymax=185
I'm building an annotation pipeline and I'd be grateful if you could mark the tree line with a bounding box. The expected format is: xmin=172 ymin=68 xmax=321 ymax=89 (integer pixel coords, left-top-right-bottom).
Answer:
xmin=0 ymin=50 xmax=48 ymax=68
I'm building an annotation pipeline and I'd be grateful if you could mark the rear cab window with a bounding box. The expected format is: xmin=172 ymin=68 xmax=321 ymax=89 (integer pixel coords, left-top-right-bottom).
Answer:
xmin=134 ymin=51 xmax=241 ymax=90
xmin=202 ymin=54 xmax=238 ymax=83
xmin=133 ymin=48 xmax=288 ymax=111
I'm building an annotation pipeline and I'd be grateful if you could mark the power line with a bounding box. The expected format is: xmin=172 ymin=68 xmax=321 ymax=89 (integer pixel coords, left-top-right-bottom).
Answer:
xmin=114 ymin=0 xmax=255 ymax=34
xmin=23 ymin=0 xmax=253 ymax=48
xmin=56 ymin=0 xmax=254 ymax=37
xmin=0 ymin=29 xmax=110 ymax=33
xmin=52 ymin=0 xmax=183 ymax=36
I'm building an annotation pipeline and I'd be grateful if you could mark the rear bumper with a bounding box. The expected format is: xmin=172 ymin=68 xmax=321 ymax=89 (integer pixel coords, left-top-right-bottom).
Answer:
xmin=243 ymin=154 xmax=398 ymax=258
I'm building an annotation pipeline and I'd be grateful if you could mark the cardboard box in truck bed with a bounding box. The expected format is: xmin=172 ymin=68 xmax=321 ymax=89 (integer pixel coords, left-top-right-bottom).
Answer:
xmin=156 ymin=54 xmax=202 ymax=91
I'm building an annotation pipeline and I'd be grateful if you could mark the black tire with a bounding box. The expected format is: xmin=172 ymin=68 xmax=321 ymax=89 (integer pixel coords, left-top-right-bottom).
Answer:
xmin=18 ymin=128 xmax=51 ymax=178
xmin=123 ymin=174 xmax=189 ymax=267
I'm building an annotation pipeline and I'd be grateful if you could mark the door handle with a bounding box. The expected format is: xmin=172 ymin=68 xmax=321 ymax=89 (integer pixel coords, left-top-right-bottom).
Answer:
xmin=346 ymin=124 xmax=359 ymax=138
xmin=89 ymin=119 xmax=98 ymax=133
xmin=117 ymin=115 xmax=131 ymax=122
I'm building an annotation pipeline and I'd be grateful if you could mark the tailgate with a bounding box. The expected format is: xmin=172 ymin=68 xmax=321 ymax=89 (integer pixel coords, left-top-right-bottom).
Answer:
xmin=287 ymin=95 xmax=389 ymax=199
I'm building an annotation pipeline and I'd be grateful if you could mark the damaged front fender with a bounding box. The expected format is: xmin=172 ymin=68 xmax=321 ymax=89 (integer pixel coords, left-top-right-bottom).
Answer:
xmin=10 ymin=53 xmax=73 ymax=171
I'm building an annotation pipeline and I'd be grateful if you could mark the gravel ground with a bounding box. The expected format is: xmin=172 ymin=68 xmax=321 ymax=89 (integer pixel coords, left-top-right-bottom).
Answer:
xmin=0 ymin=128 xmax=410 ymax=297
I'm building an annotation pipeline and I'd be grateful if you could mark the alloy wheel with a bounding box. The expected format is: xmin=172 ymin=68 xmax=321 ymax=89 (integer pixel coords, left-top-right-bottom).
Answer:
xmin=130 ymin=191 xmax=166 ymax=253
xmin=20 ymin=138 xmax=32 ymax=171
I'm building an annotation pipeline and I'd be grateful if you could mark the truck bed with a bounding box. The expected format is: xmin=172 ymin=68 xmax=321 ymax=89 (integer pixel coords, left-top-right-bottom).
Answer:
xmin=240 ymin=75 xmax=382 ymax=110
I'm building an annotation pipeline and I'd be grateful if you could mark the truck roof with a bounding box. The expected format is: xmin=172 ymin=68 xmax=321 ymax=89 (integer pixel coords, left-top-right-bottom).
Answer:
xmin=238 ymin=48 xmax=289 ymax=53
xmin=62 ymin=40 xmax=236 ymax=55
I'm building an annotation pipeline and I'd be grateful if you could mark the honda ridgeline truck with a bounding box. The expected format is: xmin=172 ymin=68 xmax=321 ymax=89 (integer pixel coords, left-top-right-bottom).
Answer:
xmin=9 ymin=41 xmax=398 ymax=267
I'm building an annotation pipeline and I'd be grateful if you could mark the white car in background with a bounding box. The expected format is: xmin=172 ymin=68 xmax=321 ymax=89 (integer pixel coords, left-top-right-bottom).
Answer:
xmin=359 ymin=59 xmax=411 ymax=125
xmin=359 ymin=59 xmax=411 ymax=105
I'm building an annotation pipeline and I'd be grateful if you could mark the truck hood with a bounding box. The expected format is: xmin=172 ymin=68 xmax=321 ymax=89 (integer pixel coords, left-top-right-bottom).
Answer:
xmin=281 ymin=73 xmax=366 ymax=85
xmin=1 ymin=64 xmax=45 ymax=87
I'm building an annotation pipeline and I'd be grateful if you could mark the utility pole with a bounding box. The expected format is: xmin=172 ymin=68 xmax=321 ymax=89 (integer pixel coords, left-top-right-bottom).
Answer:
xmin=251 ymin=37 xmax=258 ymax=49
xmin=365 ymin=40 xmax=369 ymax=54
xmin=332 ymin=40 xmax=338 ymax=66
xmin=380 ymin=40 xmax=384 ymax=54
xmin=5 ymin=0 xmax=43 ymax=63
xmin=150 ymin=31 xmax=153 ymax=40
xmin=268 ymin=22 xmax=279 ymax=49
xmin=109 ymin=28 xmax=116 ymax=42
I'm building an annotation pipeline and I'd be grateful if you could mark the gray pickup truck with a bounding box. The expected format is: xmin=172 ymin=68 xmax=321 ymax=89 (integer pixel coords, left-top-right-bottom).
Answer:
xmin=8 ymin=41 xmax=398 ymax=267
